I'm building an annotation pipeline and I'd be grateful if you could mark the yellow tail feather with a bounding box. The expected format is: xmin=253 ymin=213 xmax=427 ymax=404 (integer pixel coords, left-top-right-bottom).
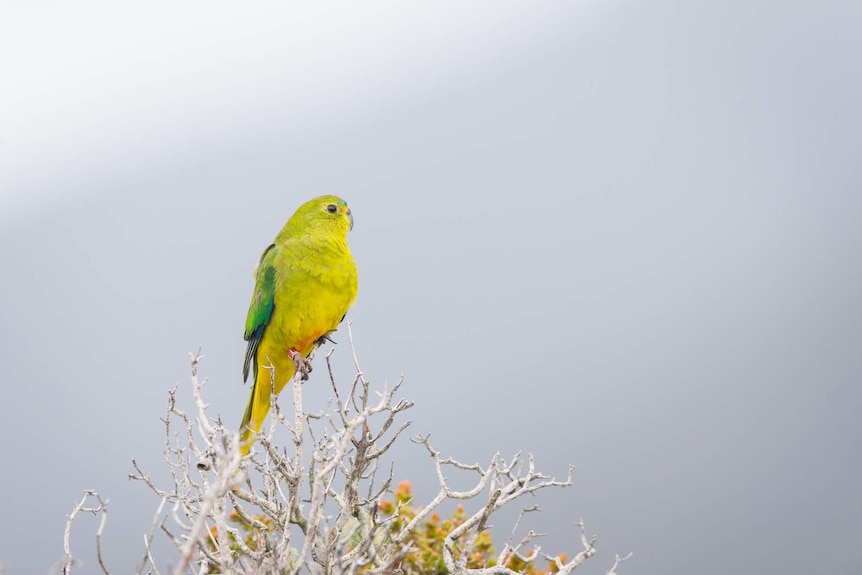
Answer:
xmin=239 ymin=376 xmax=271 ymax=456
xmin=238 ymin=355 xmax=295 ymax=455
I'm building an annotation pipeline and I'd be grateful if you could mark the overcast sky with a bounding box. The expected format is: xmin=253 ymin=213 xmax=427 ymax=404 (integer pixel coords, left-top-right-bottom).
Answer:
xmin=1 ymin=2 xmax=861 ymax=574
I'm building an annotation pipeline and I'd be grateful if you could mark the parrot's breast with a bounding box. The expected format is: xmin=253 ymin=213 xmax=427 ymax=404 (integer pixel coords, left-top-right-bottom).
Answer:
xmin=268 ymin=240 xmax=357 ymax=355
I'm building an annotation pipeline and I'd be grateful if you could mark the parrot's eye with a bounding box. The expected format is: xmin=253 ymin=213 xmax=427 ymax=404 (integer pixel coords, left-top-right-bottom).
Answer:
xmin=326 ymin=204 xmax=338 ymax=214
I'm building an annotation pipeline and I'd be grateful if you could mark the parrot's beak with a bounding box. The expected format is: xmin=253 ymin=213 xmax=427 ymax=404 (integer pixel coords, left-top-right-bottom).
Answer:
xmin=347 ymin=209 xmax=354 ymax=230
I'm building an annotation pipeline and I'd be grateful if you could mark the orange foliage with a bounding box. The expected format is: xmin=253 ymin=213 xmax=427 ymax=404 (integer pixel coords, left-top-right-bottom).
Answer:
xmin=373 ymin=481 xmax=567 ymax=575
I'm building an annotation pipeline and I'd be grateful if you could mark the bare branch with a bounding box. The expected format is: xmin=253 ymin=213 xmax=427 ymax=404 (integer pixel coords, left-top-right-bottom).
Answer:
xmin=606 ymin=551 xmax=634 ymax=575
xmin=64 ymin=325 xmax=622 ymax=575
xmin=61 ymin=490 xmax=110 ymax=575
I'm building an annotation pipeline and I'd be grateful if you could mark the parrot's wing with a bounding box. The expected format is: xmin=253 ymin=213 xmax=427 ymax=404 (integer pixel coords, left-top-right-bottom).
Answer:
xmin=243 ymin=244 xmax=278 ymax=382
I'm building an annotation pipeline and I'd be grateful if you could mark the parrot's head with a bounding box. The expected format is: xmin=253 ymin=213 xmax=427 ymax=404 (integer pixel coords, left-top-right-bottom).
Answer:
xmin=292 ymin=195 xmax=354 ymax=238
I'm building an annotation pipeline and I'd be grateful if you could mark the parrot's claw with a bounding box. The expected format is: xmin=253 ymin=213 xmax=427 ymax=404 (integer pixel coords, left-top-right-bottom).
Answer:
xmin=288 ymin=348 xmax=312 ymax=381
xmin=314 ymin=330 xmax=338 ymax=347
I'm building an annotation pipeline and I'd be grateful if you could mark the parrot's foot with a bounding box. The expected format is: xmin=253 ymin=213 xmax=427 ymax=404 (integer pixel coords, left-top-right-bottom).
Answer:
xmin=288 ymin=348 xmax=312 ymax=380
xmin=314 ymin=329 xmax=337 ymax=347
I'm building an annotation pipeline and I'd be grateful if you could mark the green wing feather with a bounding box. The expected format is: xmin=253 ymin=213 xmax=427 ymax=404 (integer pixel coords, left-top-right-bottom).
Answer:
xmin=243 ymin=244 xmax=278 ymax=382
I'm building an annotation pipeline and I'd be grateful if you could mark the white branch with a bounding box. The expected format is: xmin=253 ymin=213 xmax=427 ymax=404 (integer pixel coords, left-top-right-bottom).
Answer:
xmin=61 ymin=490 xmax=110 ymax=575
xmin=68 ymin=325 xmax=623 ymax=574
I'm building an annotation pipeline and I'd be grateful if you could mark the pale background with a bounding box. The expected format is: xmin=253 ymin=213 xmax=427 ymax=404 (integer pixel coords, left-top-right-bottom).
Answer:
xmin=1 ymin=1 xmax=860 ymax=574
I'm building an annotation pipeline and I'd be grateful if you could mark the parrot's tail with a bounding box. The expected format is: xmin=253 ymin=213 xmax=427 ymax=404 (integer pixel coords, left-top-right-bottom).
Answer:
xmin=239 ymin=374 xmax=272 ymax=456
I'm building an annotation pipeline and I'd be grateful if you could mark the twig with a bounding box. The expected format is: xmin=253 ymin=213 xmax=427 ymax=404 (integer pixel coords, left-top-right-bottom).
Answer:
xmin=61 ymin=490 xmax=110 ymax=575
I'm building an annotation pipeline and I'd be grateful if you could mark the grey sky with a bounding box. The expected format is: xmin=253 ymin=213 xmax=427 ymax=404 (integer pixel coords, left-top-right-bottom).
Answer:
xmin=1 ymin=1 xmax=860 ymax=574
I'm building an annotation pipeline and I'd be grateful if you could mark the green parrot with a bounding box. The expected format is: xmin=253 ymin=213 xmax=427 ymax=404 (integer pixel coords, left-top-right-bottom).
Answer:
xmin=239 ymin=195 xmax=358 ymax=455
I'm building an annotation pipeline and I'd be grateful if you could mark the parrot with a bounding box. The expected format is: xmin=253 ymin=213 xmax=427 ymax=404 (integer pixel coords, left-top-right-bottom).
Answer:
xmin=239 ymin=195 xmax=358 ymax=455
